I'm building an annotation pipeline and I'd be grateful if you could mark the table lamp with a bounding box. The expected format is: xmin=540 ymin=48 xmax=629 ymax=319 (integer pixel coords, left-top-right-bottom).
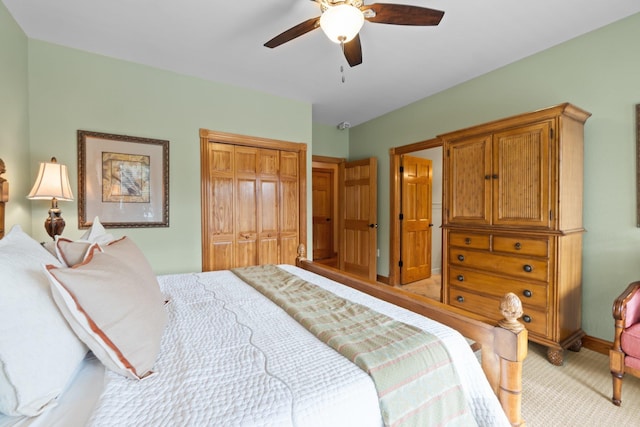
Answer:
xmin=27 ymin=157 xmax=74 ymax=239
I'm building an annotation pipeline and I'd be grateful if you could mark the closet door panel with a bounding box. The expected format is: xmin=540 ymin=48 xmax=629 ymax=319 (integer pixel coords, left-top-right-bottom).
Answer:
xmin=260 ymin=179 xmax=280 ymax=265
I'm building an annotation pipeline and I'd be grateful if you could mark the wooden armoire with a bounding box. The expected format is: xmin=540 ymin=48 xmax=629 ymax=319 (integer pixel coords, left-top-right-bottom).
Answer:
xmin=200 ymin=129 xmax=307 ymax=271
xmin=440 ymin=103 xmax=591 ymax=365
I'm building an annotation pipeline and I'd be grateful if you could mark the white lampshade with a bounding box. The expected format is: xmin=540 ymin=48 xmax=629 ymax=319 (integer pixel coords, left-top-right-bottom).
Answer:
xmin=27 ymin=158 xmax=74 ymax=201
xmin=320 ymin=4 xmax=365 ymax=44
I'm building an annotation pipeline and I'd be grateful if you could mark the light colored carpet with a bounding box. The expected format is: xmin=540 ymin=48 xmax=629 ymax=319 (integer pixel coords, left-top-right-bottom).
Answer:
xmin=522 ymin=342 xmax=640 ymax=426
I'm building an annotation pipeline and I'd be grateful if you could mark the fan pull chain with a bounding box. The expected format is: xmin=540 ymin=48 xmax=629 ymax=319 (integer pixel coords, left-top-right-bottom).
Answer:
xmin=340 ymin=65 xmax=345 ymax=83
xmin=339 ymin=39 xmax=346 ymax=83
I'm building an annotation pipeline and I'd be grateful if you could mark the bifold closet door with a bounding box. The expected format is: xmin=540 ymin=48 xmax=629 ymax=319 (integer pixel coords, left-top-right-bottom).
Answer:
xmin=202 ymin=141 xmax=300 ymax=270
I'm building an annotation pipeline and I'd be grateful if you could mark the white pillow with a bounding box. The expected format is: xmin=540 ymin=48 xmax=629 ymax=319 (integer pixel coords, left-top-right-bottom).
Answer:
xmin=44 ymin=237 xmax=167 ymax=380
xmin=0 ymin=225 xmax=88 ymax=417
xmin=80 ymin=216 xmax=115 ymax=245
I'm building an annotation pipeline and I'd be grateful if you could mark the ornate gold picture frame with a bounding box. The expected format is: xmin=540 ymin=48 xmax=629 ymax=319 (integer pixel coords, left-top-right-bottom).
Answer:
xmin=78 ymin=130 xmax=169 ymax=228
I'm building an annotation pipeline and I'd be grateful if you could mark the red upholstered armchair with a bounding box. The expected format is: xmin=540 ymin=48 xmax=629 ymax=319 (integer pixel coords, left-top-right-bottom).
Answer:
xmin=611 ymin=281 xmax=640 ymax=405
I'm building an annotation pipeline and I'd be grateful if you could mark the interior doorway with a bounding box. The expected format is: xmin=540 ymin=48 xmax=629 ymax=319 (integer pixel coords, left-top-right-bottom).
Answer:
xmin=311 ymin=156 xmax=342 ymax=265
xmin=389 ymin=138 xmax=443 ymax=300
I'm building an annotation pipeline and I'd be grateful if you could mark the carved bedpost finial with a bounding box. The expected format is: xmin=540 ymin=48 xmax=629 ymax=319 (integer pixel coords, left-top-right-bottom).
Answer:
xmin=498 ymin=292 xmax=525 ymax=333
xmin=297 ymin=244 xmax=306 ymax=260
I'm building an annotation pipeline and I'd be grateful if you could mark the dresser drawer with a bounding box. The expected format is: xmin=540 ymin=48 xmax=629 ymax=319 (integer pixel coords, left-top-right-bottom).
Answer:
xmin=448 ymin=288 xmax=549 ymax=337
xmin=493 ymin=235 xmax=549 ymax=257
xmin=448 ymin=266 xmax=548 ymax=309
xmin=449 ymin=231 xmax=490 ymax=250
xmin=449 ymin=248 xmax=549 ymax=282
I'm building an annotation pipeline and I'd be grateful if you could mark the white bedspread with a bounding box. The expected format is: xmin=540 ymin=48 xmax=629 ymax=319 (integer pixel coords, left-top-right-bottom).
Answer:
xmin=1 ymin=266 xmax=508 ymax=427
xmin=88 ymin=265 xmax=508 ymax=427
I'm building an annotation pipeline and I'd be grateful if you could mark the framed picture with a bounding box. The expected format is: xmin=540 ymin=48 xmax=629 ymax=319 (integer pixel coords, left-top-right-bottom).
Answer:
xmin=78 ymin=130 xmax=169 ymax=228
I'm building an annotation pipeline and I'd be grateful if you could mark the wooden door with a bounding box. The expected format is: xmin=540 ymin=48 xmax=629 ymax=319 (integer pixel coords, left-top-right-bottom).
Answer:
xmin=492 ymin=122 xmax=552 ymax=228
xmin=258 ymin=149 xmax=280 ymax=265
xmin=234 ymin=146 xmax=259 ymax=267
xmin=312 ymin=168 xmax=334 ymax=260
xmin=279 ymin=151 xmax=300 ymax=264
xmin=400 ymin=155 xmax=433 ymax=284
xmin=339 ymin=157 xmax=377 ymax=281
xmin=202 ymin=142 xmax=235 ymax=270
xmin=445 ymin=135 xmax=492 ymax=226
xmin=200 ymin=130 xmax=307 ymax=272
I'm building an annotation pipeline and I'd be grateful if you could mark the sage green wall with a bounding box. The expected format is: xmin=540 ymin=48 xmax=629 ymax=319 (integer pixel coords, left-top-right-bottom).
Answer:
xmin=24 ymin=40 xmax=312 ymax=274
xmin=349 ymin=12 xmax=640 ymax=340
xmin=312 ymin=122 xmax=349 ymax=158
xmin=0 ymin=3 xmax=31 ymax=231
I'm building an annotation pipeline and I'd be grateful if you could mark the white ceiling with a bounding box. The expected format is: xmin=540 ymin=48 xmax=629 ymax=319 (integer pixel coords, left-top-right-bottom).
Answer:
xmin=4 ymin=0 xmax=640 ymax=127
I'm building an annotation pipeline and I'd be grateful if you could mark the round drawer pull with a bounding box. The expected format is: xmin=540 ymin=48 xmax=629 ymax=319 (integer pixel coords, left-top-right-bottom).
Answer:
xmin=457 ymin=275 xmax=464 ymax=282
xmin=456 ymin=296 xmax=465 ymax=303
xmin=522 ymin=315 xmax=532 ymax=323
xmin=464 ymin=238 xmax=471 ymax=245
xmin=457 ymin=254 xmax=465 ymax=262
xmin=514 ymin=242 xmax=522 ymax=250
xmin=523 ymin=289 xmax=532 ymax=298
xmin=523 ymin=264 xmax=533 ymax=273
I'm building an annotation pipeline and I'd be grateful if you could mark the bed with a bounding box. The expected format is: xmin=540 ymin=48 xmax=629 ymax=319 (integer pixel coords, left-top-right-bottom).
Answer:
xmin=0 ymin=159 xmax=527 ymax=426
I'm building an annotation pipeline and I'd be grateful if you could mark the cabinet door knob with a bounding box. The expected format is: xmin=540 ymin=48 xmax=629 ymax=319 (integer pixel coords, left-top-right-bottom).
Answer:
xmin=457 ymin=296 xmax=465 ymax=303
xmin=514 ymin=242 xmax=522 ymax=250
xmin=457 ymin=254 xmax=465 ymax=262
xmin=522 ymin=315 xmax=532 ymax=323
xmin=485 ymin=175 xmax=491 ymax=180
xmin=457 ymin=275 xmax=464 ymax=281
xmin=523 ymin=289 xmax=532 ymax=298
xmin=492 ymin=174 xmax=499 ymax=179
xmin=523 ymin=264 xmax=533 ymax=273
xmin=464 ymin=237 xmax=471 ymax=245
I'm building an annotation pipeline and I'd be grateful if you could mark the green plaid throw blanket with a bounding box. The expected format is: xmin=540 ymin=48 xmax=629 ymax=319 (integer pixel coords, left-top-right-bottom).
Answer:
xmin=232 ymin=265 xmax=477 ymax=427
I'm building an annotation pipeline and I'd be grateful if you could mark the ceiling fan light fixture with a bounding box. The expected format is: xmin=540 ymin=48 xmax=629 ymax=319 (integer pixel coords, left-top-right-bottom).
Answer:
xmin=320 ymin=4 xmax=364 ymax=44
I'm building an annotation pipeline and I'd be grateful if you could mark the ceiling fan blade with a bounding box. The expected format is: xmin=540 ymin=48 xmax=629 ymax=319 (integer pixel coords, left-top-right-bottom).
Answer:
xmin=343 ymin=34 xmax=363 ymax=67
xmin=364 ymin=3 xmax=444 ymax=26
xmin=264 ymin=17 xmax=321 ymax=48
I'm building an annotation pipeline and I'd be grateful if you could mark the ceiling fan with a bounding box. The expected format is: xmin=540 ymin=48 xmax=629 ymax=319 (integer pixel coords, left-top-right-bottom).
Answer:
xmin=264 ymin=0 xmax=444 ymax=67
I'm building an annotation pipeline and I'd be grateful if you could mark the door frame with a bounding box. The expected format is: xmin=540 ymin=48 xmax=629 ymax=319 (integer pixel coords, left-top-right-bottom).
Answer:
xmin=389 ymin=137 xmax=442 ymax=286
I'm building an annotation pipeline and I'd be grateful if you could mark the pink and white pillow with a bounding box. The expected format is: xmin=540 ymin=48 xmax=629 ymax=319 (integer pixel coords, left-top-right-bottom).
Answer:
xmin=44 ymin=237 xmax=168 ymax=380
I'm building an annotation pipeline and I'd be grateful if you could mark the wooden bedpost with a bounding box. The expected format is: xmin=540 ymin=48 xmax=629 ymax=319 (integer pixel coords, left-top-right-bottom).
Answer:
xmin=494 ymin=293 xmax=528 ymax=427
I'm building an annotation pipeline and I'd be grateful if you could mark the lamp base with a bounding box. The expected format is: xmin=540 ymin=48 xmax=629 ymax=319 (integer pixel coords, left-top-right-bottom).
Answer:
xmin=45 ymin=208 xmax=65 ymax=239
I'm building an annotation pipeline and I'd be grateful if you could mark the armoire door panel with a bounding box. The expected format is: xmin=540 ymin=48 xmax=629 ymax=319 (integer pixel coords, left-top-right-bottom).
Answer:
xmin=493 ymin=122 xmax=551 ymax=227
xmin=447 ymin=136 xmax=492 ymax=225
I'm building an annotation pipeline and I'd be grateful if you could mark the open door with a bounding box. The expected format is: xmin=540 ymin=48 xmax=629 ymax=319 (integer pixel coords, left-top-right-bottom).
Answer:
xmin=400 ymin=155 xmax=433 ymax=284
xmin=338 ymin=157 xmax=377 ymax=281
xmin=312 ymin=168 xmax=334 ymax=260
